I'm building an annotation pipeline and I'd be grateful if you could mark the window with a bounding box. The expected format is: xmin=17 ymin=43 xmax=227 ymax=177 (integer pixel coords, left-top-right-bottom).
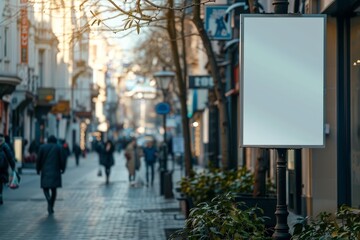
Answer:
xmin=39 ymin=50 xmax=44 ymax=86
xmin=4 ymin=27 xmax=8 ymax=58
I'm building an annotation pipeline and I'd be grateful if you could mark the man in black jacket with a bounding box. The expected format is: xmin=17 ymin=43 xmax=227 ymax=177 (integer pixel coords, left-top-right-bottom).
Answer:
xmin=36 ymin=135 xmax=66 ymax=214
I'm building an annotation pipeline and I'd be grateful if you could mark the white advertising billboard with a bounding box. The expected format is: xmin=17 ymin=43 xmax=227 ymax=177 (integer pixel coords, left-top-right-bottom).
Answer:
xmin=239 ymin=15 xmax=326 ymax=148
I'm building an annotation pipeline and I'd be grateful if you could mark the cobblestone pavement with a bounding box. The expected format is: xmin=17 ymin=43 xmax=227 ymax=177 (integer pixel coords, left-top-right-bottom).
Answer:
xmin=0 ymin=152 xmax=185 ymax=240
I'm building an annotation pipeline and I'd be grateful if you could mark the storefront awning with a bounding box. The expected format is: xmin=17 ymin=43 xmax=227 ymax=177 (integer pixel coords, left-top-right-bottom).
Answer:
xmin=11 ymin=90 xmax=35 ymax=111
xmin=0 ymin=75 xmax=22 ymax=98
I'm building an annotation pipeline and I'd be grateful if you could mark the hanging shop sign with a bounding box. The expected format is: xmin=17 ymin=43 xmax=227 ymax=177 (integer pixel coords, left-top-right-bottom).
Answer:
xmin=20 ymin=0 xmax=28 ymax=64
xmin=51 ymin=100 xmax=70 ymax=115
xmin=188 ymin=75 xmax=214 ymax=89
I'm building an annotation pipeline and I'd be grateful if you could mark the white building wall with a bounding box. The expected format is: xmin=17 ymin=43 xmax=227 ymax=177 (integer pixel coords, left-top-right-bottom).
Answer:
xmin=0 ymin=0 xmax=18 ymax=76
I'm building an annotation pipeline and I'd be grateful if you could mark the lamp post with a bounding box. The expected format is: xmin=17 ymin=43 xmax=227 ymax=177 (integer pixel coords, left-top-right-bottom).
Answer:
xmin=153 ymin=70 xmax=175 ymax=196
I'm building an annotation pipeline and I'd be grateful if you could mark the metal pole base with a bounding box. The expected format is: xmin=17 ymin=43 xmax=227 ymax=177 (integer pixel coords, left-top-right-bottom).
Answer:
xmin=272 ymin=148 xmax=291 ymax=240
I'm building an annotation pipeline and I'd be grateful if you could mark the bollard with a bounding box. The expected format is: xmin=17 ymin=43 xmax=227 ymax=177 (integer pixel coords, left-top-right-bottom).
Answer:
xmin=164 ymin=170 xmax=174 ymax=199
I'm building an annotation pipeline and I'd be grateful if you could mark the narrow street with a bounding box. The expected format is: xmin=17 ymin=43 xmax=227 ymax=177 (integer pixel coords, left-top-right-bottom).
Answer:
xmin=0 ymin=152 xmax=184 ymax=240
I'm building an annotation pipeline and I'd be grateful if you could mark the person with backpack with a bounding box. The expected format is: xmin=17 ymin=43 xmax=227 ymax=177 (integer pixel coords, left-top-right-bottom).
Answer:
xmin=36 ymin=135 xmax=66 ymax=214
xmin=142 ymin=140 xmax=158 ymax=186
xmin=0 ymin=134 xmax=17 ymax=205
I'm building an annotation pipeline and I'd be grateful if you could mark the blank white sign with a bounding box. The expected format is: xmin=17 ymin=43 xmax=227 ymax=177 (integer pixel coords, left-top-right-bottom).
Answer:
xmin=239 ymin=15 xmax=326 ymax=148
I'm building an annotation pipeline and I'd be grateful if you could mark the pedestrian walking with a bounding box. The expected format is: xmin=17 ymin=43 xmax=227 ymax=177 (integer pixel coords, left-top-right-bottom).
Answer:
xmin=73 ymin=143 xmax=81 ymax=166
xmin=95 ymin=140 xmax=104 ymax=176
xmin=124 ymin=138 xmax=142 ymax=185
xmin=36 ymin=135 xmax=66 ymax=215
xmin=29 ymin=139 xmax=39 ymax=155
xmin=142 ymin=140 xmax=158 ymax=186
xmin=0 ymin=134 xmax=17 ymax=205
xmin=100 ymin=140 xmax=115 ymax=184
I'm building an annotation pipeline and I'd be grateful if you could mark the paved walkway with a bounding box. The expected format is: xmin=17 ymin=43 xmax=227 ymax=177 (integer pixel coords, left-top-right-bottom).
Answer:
xmin=0 ymin=151 xmax=302 ymax=240
xmin=0 ymin=152 xmax=185 ymax=240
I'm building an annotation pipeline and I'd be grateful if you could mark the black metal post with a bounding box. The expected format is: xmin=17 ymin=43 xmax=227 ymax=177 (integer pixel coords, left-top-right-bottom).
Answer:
xmin=160 ymin=91 xmax=168 ymax=195
xmin=163 ymin=113 xmax=167 ymax=171
xmin=273 ymin=149 xmax=291 ymax=239
xmin=271 ymin=0 xmax=290 ymax=239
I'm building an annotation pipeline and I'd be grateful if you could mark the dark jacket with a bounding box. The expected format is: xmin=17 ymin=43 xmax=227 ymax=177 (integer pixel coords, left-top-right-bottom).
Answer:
xmin=0 ymin=142 xmax=16 ymax=182
xmin=143 ymin=146 xmax=157 ymax=164
xmin=73 ymin=144 xmax=81 ymax=157
xmin=100 ymin=141 xmax=115 ymax=168
xmin=36 ymin=143 xmax=65 ymax=188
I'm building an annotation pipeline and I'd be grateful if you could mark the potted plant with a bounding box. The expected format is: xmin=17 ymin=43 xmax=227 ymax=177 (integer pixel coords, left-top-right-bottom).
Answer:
xmin=177 ymin=168 xmax=254 ymax=217
xmin=177 ymin=167 xmax=277 ymax=227
xmin=292 ymin=205 xmax=360 ymax=239
xmin=178 ymin=167 xmax=254 ymax=204
xmin=170 ymin=193 xmax=272 ymax=240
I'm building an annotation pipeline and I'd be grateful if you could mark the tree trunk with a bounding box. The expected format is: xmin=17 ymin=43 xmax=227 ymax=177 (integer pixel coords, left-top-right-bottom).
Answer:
xmin=192 ymin=0 xmax=230 ymax=170
xmin=167 ymin=0 xmax=193 ymax=176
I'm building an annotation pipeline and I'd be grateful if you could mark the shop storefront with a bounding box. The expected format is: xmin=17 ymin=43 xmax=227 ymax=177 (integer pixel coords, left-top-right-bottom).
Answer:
xmin=319 ymin=0 xmax=360 ymax=210
xmin=350 ymin=7 xmax=360 ymax=208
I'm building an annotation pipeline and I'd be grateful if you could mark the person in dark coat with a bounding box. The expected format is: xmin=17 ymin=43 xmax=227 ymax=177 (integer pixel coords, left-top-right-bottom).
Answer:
xmin=100 ymin=140 xmax=115 ymax=184
xmin=29 ymin=139 xmax=39 ymax=154
xmin=73 ymin=143 xmax=81 ymax=166
xmin=0 ymin=134 xmax=17 ymax=205
xmin=36 ymin=135 xmax=66 ymax=214
xmin=142 ymin=141 xmax=158 ymax=186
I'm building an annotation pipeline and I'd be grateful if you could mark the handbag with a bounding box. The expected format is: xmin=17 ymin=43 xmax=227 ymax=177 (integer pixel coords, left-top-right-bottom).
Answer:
xmin=9 ymin=171 xmax=20 ymax=189
xmin=97 ymin=168 xmax=102 ymax=177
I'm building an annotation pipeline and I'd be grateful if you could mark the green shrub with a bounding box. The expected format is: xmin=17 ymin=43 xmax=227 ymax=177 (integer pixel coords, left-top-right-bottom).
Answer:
xmin=292 ymin=205 xmax=360 ymax=240
xmin=179 ymin=167 xmax=255 ymax=205
xmin=170 ymin=193 xmax=271 ymax=240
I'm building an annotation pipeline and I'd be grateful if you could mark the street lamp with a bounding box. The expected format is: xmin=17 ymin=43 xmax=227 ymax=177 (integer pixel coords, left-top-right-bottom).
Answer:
xmin=153 ymin=70 xmax=175 ymax=197
xmin=154 ymin=70 xmax=174 ymax=99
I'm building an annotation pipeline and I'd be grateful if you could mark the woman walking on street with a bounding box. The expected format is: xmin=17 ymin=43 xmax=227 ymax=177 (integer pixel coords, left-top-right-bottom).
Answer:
xmin=36 ymin=135 xmax=66 ymax=214
xmin=0 ymin=134 xmax=17 ymax=205
xmin=100 ymin=140 xmax=115 ymax=184
xmin=124 ymin=138 xmax=141 ymax=185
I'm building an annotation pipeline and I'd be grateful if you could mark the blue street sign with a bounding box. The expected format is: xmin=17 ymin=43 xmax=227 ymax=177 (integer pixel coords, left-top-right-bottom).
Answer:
xmin=205 ymin=5 xmax=232 ymax=40
xmin=155 ymin=102 xmax=171 ymax=115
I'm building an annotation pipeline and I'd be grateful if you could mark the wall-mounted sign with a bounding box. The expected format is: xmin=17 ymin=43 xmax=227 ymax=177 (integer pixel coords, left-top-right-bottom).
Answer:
xmin=205 ymin=5 xmax=232 ymax=40
xmin=239 ymin=14 xmax=326 ymax=148
xmin=20 ymin=0 xmax=28 ymax=64
xmin=37 ymin=88 xmax=55 ymax=102
xmin=155 ymin=102 xmax=170 ymax=115
xmin=188 ymin=75 xmax=214 ymax=89
xmin=51 ymin=100 xmax=70 ymax=115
